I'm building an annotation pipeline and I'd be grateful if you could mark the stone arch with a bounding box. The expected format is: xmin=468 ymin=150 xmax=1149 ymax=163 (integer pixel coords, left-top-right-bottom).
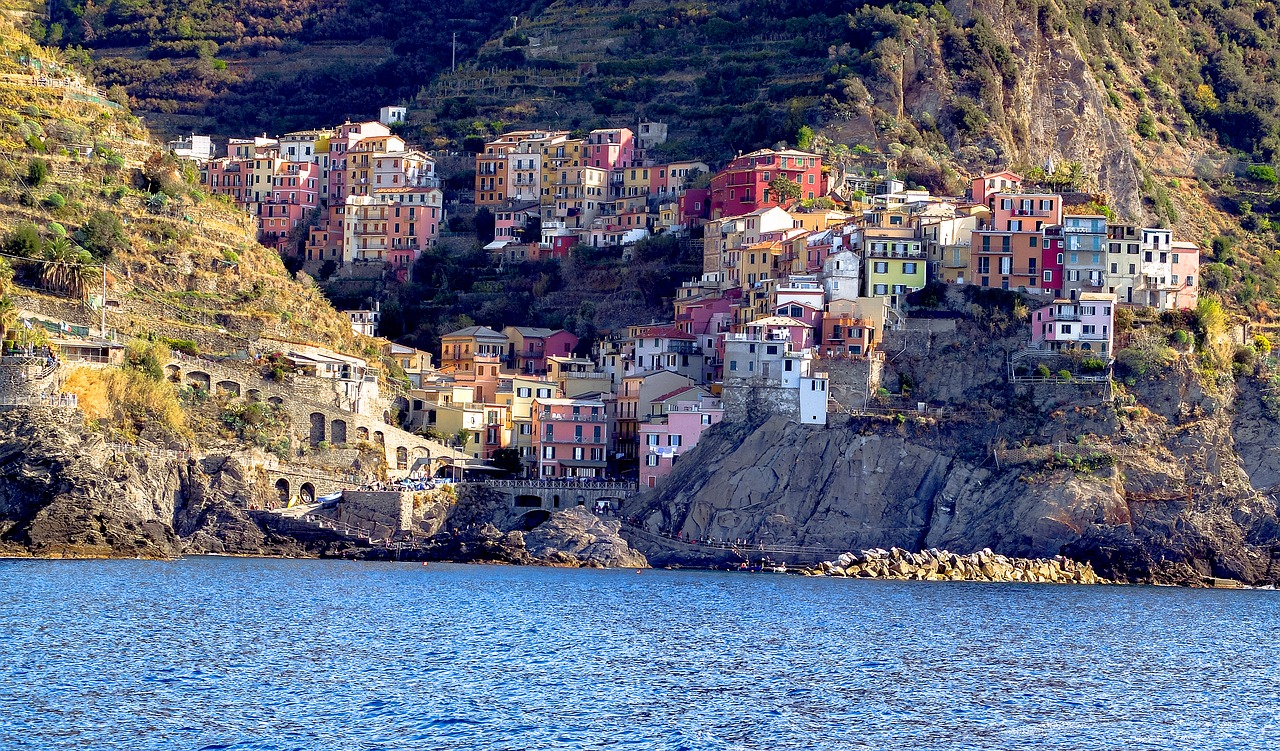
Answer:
xmin=552 ymin=494 xmax=560 ymax=508
xmin=355 ymin=426 xmax=369 ymax=442
xmin=216 ymin=380 xmax=241 ymax=397
xmin=519 ymin=509 xmax=551 ymax=531
xmin=247 ymin=389 xmax=262 ymax=403
xmin=164 ymin=364 xmax=180 ymax=382
xmin=186 ymin=371 xmax=211 ymax=390
xmin=374 ymin=431 xmax=385 ymax=446
xmin=275 ymin=478 xmax=290 ymax=506
xmin=595 ymin=496 xmax=624 ymax=510
xmin=576 ymin=495 xmax=586 ymax=506
xmin=331 ymin=419 xmax=347 ymax=445
xmin=267 ymin=396 xmax=284 ymax=406
xmin=309 ymin=412 xmax=326 ymax=445
xmin=514 ymin=494 xmax=543 ymax=508
xmin=299 ymin=482 xmax=316 ymax=504
xmin=383 ymin=410 xmax=392 ymax=425
xmin=395 ymin=446 xmax=408 ymax=470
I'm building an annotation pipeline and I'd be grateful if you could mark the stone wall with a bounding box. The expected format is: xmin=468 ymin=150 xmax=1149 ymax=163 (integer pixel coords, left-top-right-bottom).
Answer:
xmin=722 ymin=381 xmax=800 ymax=424
xmin=333 ymin=491 xmax=412 ymax=540
xmin=821 ymin=357 xmax=883 ymax=409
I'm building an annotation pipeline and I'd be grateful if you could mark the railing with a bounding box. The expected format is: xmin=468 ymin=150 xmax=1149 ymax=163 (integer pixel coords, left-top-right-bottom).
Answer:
xmin=545 ymin=414 xmax=607 ymax=422
xmin=105 ymin=442 xmax=190 ymax=461
xmin=483 ymin=479 xmax=638 ymax=492
xmin=0 ymin=393 xmax=78 ymax=408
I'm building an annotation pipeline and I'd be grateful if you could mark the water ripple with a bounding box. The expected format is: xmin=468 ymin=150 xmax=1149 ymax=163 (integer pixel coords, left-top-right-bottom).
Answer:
xmin=2 ymin=558 xmax=1280 ymax=749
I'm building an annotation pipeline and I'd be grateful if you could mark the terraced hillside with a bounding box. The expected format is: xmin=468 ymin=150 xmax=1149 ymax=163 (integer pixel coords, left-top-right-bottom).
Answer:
xmin=0 ymin=6 xmax=358 ymax=353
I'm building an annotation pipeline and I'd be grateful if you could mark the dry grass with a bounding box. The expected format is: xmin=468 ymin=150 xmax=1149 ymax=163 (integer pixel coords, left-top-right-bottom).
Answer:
xmin=62 ymin=364 xmax=190 ymax=442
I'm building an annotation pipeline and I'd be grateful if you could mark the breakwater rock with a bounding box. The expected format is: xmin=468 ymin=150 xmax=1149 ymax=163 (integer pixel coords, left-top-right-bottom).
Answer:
xmin=807 ymin=547 xmax=1107 ymax=584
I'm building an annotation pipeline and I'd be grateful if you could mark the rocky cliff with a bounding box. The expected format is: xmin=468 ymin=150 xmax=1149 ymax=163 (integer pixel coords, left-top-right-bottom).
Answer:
xmin=625 ymin=309 xmax=1280 ymax=586
xmin=0 ymin=408 xmax=303 ymax=558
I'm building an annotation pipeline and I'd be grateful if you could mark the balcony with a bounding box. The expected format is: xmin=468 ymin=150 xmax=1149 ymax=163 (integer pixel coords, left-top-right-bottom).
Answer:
xmin=545 ymin=413 xmax=607 ymax=422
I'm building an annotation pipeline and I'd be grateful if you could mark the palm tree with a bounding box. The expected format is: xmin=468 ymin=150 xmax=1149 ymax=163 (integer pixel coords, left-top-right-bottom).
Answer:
xmin=0 ymin=296 xmax=17 ymax=350
xmin=41 ymin=239 xmax=100 ymax=300
xmin=0 ymin=258 xmax=13 ymax=297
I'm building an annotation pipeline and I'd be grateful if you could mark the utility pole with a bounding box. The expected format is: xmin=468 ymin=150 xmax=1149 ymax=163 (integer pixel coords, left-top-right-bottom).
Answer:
xmin=451 ymin=32 xmax=457 ymax=72
xmin=100 ymin=264 xmax=107 ymax=338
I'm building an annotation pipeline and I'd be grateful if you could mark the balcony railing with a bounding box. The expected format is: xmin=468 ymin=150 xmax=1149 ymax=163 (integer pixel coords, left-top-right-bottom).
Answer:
xmin=544 ymin=414 xmax=607 ymax=422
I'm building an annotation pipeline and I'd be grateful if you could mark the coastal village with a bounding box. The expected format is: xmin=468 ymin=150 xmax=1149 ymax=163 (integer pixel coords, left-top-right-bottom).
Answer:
xmin=185 ymin=117 xmax=1201 ymax=490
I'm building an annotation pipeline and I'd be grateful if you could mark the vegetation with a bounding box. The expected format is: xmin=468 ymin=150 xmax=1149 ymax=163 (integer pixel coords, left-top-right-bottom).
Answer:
xmin=62 ymin=340 xmax=188 ymax=441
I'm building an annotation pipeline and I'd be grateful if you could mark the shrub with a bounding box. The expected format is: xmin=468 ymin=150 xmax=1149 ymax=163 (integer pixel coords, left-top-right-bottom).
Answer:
xmin=1245 ymin=165 xmax=1278 ymax=185
xmin=1255 ymin=334 xmax=1272 ymax=356
xmin=5 ymin=223 xmax=43 ymax=257
xmin=78 ymin=211 xmax=127 ymax=259
xmin=1081 ymin=357 xmax=1107 ymax=371
xmin=1136 ymin=112 xmax=1157 ymax=139
xmin=27 ymin=158 xmax=49 ymax=187
xmin=1057 ymin=369 xmax=1072 ymax=381
xmin=1035 ymin=363 xmax=1051 ymax=378
xmin=43 ymin=193 xmax=65 ymax=209
xmin=1171 ymin=329 xmax=1190 ymax=345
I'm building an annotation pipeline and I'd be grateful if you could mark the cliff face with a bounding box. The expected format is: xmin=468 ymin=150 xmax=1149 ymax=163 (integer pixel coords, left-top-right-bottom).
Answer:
xmin=625 ymin=344 xmax=1280 ymax=585
xmin=0 ymin=408 xmax=299 ymax=558
xmin=626 ymin=414 xmax=1280 ymax=584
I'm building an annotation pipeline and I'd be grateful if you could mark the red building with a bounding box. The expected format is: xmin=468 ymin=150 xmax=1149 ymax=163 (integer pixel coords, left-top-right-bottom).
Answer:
xmin=709 ymin=148 xmax=824 ymax=219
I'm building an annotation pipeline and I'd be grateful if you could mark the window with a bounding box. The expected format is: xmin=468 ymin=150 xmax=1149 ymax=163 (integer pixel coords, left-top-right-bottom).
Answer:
xmin=999 ymin=257 xmax=1012 ymax=275
xmin=903 ymin=262 xmax=917 ymax=274
xmin=729 ymin=360 xmax=737 ymax=371
xmin=1172 ymin=253 xmax=1180 ymax=264
xmin=1057 ymin=253 xmax=1064 ymax=264
xmin=1111 ymin=263 xmax=1118 ymax=273
xmin=874 ymin=261 xmax=888 ymax=274
xmin=646 ymin=434 xmax=660 ymax=446
xmin=669 ymin=435 xmax=682 ymax=447
xmin=537 ymin=388 xmax=552 ymax=398
xmin=873 ymin=284 xmax=888 ymax=295
xmin=1043 ymin=270 xmax=1052 ymax=282
xmin=701 ymin=414 xmax=712 ymax=425
xmin=517 ymin=387 xmax=531 ymax=398
xmin=646 ymin=455 xmax=659 ymax=467
xmin=542 ymin=446 xmax=555 ymax=459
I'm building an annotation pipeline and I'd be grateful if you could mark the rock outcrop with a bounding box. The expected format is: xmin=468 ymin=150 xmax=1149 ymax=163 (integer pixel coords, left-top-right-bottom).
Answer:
xmin=403 ymin=486 xmax=647 ymax=568
xmin=808 ymin=547 xmax=1106 ymax=584
xmin=524 ymin=507 xmax=648 ymax=568
xmin=0 ymin=408 xmax=301 ymax=558
xmin=624 ymin=352 xmax=1280 ymax=586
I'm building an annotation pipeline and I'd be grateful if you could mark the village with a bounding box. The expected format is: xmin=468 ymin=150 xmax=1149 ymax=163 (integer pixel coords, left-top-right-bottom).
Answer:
xmin=179 ymin=117 xmax=1202 ymax=490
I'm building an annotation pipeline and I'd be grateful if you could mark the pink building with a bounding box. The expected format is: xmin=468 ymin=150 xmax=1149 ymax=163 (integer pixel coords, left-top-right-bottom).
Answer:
xmin=1170 ymin=242 xmax=1201 ymax=309
xmin=1030 ymin=292 xmax=1116 ymax=357
xmin=638 ymin=391 xmax=723 ymax=489
xmin=504 ymin=327 xmax=579 ymax=375
xmin=533 ymin=396 xmax=609 ymax=478
xmin=584 ymin=127 xmax=634 ymax=170
xmin=255 ymin=161 xmax=320 ymax=252
xmin=679 ymin=188 xmax=711 ymax=227
xmin=1042 ymin=226 xmax=1064 ymax=296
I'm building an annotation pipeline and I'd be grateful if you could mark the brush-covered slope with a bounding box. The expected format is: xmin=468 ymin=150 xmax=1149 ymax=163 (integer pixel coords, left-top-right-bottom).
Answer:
xmin=0 ymin=3 xmax=359 ymax=354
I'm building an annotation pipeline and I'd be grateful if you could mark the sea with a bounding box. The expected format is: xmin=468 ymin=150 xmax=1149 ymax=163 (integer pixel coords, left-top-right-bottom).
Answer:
xmin=1 ymin=556 xmax=1278 ymax=750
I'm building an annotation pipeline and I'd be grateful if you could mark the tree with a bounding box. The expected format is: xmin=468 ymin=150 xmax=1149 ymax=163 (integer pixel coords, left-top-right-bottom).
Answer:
xmin=0 ymin=296 xmax=17 ymax=347
xmin=796 ymin=125 xmax=815 ymax=151
xmin=0 ymin=258 xmax=12 ymax=296
xmin=768 ymin=176 xmax=802 ymax=205
xmin=42 ymin=239 xmax=100 ymax=300
xmin=79 ymin=211 xmax=126 ymax=259
xmin=491 ymin=447 xmax=523 ymax=476
xmin=27 ymin=159 xmax=49 ymax=188
xmin=474 ymin=207 xmax=496 ymax=244
xmin=1245 ymin=164 xmax=1278 ymax=185
xmin=5 ymin=223 xmax=42 ymax=257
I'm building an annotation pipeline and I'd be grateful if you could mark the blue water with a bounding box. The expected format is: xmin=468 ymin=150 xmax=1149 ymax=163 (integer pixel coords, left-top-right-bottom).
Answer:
xmin=1 ymin=558 xmax=1278 ymax=750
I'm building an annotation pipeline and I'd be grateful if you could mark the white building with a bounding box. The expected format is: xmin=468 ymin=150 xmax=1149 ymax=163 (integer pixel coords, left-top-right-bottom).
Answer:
xmin=168 ymin=134 xmax=214 ymax=162
xmin=722 ymin=327 xmax=827 ymax=426
xmin=379 ymin=106 xmax=407 ymax=126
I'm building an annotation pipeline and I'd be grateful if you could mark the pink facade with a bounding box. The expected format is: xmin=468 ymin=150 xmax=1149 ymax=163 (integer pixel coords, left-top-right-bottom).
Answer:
xmin=533 ymin=397 xmax=609 ymax=478
xmin=1170 ymin=243 xmax=1201 ymax=310
xmin=584 ymin=128 xmax=634 ymax=170
xmin=1041 ymin=230 xmax=1064 ymax=295
xmin=638 ymin=394 xmax=723 ymax=489
xmin=679 ymin=189 xmax=711 ymax=227
xmin=1030 ymin=293 xmax=1115 ymax=356
xmin=986 ymin=192 xmax=1062 ymax=233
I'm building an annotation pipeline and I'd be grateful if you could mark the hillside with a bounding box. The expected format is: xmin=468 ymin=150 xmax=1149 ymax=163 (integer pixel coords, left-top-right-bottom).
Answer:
xmin=0 ymin=6 xmax=358 ymax=353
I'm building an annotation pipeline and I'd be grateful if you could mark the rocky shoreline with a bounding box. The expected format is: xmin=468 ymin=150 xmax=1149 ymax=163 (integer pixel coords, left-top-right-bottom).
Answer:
xmin=804 ymin=547 xmax=1109 ymax=584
